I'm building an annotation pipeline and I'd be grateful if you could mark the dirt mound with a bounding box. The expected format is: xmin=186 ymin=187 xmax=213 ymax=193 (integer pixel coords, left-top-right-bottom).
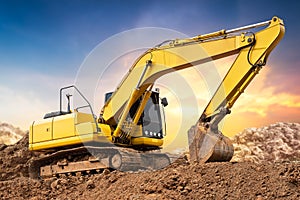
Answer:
xmin=232 ymin=122 xmax=300 ymax=163
xmin=0 ymin=122 xmax=26 ymax=145
xmin=0 ymin=122 xmax=299 ymax=199
xmin=0 ymin=159 xmax=299 ymax=200
xmin=0 ymin=133 xmax=39 ymax=181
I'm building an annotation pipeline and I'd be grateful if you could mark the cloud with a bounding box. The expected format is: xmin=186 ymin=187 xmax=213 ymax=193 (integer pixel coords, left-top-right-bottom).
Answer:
xmin=221 ymin=66 xmax=300 ymax=136
xmin=233 ymin=66 xmax=300 ymax=115
xmin=0 ymin=85 xmax=50 ymax=130
xmin=264 ymin=62 xmax=300 ymax=95
xmin=132 ymin=1 xmax=219 ymax=36
xmin=0 ymin=70 xmax=74 ymax=130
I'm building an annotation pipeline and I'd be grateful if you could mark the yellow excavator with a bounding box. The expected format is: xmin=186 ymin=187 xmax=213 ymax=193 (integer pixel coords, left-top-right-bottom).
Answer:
xmin=29 ymin=16 xmax=284 ymax=178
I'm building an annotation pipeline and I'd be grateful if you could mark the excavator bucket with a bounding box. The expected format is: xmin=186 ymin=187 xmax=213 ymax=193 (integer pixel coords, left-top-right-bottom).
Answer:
xmin=188 ymin=124 xmax=234 ymax=163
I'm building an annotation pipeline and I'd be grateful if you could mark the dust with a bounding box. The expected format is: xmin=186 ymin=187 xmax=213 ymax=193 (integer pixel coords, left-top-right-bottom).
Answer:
xmin=0 ymin=122 xmax=25 ymax=145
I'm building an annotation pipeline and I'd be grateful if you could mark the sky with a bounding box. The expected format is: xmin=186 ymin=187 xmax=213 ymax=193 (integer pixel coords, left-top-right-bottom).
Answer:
xmin=0 ymin=0 xmax=300 ymax=150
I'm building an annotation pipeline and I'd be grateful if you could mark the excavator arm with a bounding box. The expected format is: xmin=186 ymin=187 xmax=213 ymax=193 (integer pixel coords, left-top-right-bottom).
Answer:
xmin=100 ymin=16 xmax=284 ymax=152
xmin=201 ymin=17 xmax=285 ymax=121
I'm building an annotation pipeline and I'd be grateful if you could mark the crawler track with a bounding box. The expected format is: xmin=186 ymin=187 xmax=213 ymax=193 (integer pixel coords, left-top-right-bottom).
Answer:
xmin=29 ymin=146 xmax=170 ymax=178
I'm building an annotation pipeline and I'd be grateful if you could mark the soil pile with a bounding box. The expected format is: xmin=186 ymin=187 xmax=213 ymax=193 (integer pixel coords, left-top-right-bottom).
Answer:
xmin=232 ymin=122 xmax=300 ymax=163
xmin=0 ymin=122 xmax=25 ymax=145
xmin=0 ymin=122 xmax=299 ymax=199
xmin=0 ymin=133 xmax=39 ymax=181
xmin=0 ymin=159 xmax=299 ymax=200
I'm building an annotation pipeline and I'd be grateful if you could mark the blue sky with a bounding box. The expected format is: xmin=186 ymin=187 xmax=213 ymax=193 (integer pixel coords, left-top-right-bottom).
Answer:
xmin=0 ymin=0 xmax=298 ymax=75
xmin=0 ymin=0 xmax=300 ymax=131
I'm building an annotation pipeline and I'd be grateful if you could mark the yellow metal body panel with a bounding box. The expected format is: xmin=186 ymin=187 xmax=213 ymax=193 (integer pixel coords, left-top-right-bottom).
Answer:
xmin=98 ymin=123 xmax=112 ymax=137
xmin=131 ymin=137 xmax=164 ymax=146
xmin=75 ymin=112 xmax=95 ymax=124
xmin=74 ymin=112 xmax=98 ymax=135
xmin=29 ymin=112 xmax=108 ymax=151
xmin=53 ymin=114 xmax=75 ymax=139
xmin=75 ymin=122 xmax=96 ymax=135
xmin=30 ymin=118 xmax=53 ymax=143
xmin=29 ymin=133 xmax=109 ymax=151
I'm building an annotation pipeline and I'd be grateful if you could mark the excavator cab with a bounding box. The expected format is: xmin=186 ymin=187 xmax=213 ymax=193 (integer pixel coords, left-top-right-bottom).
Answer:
xmin=108 ymin=88 xmax=168 ymax=148
xmin=129 ymin=90 xmax=167 ymax=140
xmin=105 ymin=90 xmax=167 ymax=138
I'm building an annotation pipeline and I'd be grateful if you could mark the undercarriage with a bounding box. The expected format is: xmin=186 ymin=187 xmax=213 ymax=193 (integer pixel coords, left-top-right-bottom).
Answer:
xmin=29 ymin=146 xmax=171 ymax=178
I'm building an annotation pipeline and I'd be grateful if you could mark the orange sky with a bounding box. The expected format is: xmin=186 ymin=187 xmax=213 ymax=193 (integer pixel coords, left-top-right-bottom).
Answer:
xmin=222 ymin=66 xmax=300 ymax=136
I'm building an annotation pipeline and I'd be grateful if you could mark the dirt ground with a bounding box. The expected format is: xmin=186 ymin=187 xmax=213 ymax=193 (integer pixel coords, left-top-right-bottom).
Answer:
xmin=0 ymin=123 xmax=299 ymax=200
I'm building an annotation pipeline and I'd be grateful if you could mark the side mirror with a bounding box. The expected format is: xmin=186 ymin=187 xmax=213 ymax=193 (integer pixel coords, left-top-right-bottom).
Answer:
xmin=161 ymin=97 xmax=168 ymax=107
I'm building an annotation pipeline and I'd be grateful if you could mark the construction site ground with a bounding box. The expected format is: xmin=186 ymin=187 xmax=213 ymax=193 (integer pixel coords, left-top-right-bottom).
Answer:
xmin=0 ymin=122 xmax=299 ymax=200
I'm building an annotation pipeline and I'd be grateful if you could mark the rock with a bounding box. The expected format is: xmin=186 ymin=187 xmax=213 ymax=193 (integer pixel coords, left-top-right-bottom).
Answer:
xmin=50 ymin=179 xmax=59 ymax=190
xmin=232 ymin=122 xmax=300 ymax=163
xmin=256 ymin=195 xmax=263 ymax=200
xmin=102 ymin=168 xmax=110 ymax=175
xmin=86 ymin=180 xmax=95 ymax=189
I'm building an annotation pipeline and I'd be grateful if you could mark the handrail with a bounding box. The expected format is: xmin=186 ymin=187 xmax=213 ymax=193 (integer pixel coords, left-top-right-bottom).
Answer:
xmin=59 ymin=85 xmax=100 ymax=132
